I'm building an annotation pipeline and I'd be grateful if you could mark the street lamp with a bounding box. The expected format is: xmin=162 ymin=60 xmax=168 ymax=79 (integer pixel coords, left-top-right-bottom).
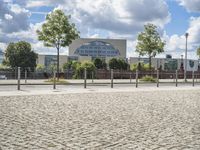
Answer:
xmin=184 ymin=33 xmax=189 ymax=82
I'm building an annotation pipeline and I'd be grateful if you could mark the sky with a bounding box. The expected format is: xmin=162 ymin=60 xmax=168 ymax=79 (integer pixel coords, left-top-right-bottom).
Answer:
xmin=0 ymin=0 xmax=200 ymax=59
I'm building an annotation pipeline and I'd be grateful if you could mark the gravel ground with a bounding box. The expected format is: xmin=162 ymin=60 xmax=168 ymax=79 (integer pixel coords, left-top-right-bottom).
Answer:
xmin=0 ymin=90 xmax=200 ymax=150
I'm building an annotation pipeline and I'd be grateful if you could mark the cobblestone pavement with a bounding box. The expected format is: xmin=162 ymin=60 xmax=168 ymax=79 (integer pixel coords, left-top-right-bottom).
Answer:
xmin=0 ymin=90 xmax=200 ymax=150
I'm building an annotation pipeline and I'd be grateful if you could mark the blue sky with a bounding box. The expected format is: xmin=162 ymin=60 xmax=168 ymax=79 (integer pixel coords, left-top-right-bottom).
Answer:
xmin=0 ymin=0 xmax=200 ymax=59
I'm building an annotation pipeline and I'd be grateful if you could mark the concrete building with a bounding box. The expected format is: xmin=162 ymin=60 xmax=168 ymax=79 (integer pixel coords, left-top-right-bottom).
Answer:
xmin=129 ymin=56 xmax=200 ymax=71
xmin=68 ymin=38 xmax=127 ymax=63
xmin=37 ymin=55 xmax=68 ymax=68
xmin=0 ymin=50 xmax=4 ymax=64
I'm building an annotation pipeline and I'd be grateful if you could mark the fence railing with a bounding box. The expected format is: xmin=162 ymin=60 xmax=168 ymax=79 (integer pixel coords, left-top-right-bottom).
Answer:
xmin=1 ymin=68 xmax=200 ymax=90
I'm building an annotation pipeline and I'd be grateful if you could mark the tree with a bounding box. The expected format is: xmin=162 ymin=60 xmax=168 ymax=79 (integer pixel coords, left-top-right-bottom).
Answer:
xmin=37 ymin=9 xmax=79 ymax=80
xmin=109 ymin=58 xmax=119 ymax=69
xmin=118 ymin=59 xmax=129 ymax=70
xmin=197 ymin=47 xmax=200 ymax=58
xmin=73 ymin=61 xmax=96 ymax=79
xmin=63 ymin=61 xmax=72 ymax=70
xmin=109 ymin=58 xmax=129 ymax=70
xmin=136 ymin=24 xmax=165 ymax=69
xmin=4 ymin=41 xmax=38 ymax=71
xmin=36 ymin=64 xmax=45 ymax=72
xmin=93 ymin=58 xmax=107 ymax=69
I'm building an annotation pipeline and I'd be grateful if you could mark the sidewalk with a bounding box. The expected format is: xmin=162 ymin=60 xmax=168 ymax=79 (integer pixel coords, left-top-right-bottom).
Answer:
xmin=0 ymin=79 xmax=199 ymax=85
xmin=0 ymin=84 xmax=200 ymax=97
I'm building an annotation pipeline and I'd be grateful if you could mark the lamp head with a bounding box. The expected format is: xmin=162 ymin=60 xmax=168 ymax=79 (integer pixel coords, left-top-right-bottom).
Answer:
xmin=185 ymin=33 xmax=189 ymax=38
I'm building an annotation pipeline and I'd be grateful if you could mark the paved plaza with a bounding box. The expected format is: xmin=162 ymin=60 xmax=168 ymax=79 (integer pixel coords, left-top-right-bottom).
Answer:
xmin=0 ymin=89 xmax=200 ymax=149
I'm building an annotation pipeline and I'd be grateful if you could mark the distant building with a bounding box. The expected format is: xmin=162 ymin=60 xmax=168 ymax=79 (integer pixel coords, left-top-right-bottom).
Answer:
xmin=129 ymin=56 xmax=199 ymax=71
xmin=37 ymin=55 xmax=68 ymax=68
xmin=68 ymin=38 xmax=127 ymax=63
xmin=0 ymin=50 xmax=4 ymax=64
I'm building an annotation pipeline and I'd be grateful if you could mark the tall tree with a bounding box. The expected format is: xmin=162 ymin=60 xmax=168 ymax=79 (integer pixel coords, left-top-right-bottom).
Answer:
xmin=136 ymin=24 xmax=165 ymax=69
xmin=109 ymin=58 xmax=119 ymax=69
xmin=4 ymin=41 xmax=38 ymax=71
xmin=93 ymin=58 xmax=107 ymax=69
xmin=197 ymin=47 xmax=200 ymax=58
xmin=37 ymin=9 xmax=79 ymax=79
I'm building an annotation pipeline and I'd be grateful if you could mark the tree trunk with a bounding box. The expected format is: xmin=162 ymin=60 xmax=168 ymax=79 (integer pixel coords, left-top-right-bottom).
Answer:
xmin=149 ymin=55 xmax=152 ymax=70
xmin=57 ymin=47 xmax=60 ymax=81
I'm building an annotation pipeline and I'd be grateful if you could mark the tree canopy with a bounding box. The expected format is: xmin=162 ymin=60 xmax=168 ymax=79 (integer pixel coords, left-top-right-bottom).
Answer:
xmin=109 ymin=58 xmax=129 ymax=70
xmin=37 ymin=9 xmax=79 ymax=79
xmin=93 ymin=58 xmax=107 ymax=69
xmin=136 ymin=23 xmax=165 ymax=69
xmin=4 ymin=41 xmax=38 ymax=70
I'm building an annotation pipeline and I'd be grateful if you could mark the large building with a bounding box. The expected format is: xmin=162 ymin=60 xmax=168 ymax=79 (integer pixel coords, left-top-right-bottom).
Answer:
xmin=129 ymin=56 xmax=200 ymax=71
xmin=37 ymin=55 xmax=68 ymax=68
xmin=68 ymin=38 xmax=127 ymax=62
xmin=37 ymin=38 xmax=127 ymax=68
xmin=0 ymin=50 xmax=4 ymax=64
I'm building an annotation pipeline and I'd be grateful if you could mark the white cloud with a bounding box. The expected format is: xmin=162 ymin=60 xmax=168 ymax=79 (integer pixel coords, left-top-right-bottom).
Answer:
xmin=1 ymin=0 xmax=171 ymax=56
xmin=177 ymin=0 xmax=200 ymax=12
xmin=162 ymin=16 xmax=200 ymax=59
xmin=0 ymin=1 xmax=30 ymax=33
xmin=4 ymin=14 xmax=13 ymax=20
xmin=65 ymin=0 xmax=170 ymax=35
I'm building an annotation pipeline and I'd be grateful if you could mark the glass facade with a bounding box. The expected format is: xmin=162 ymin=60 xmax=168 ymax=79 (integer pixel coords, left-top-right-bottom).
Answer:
xmin=74 ymin=41 xmax=120 ymax=58
xmin=164 ymin=59 xmax=178 ymax=71
xmin=44 ymin=55 xmax=57 ymax=67
xmin=0 ymin=50 xmax=4 ymax=64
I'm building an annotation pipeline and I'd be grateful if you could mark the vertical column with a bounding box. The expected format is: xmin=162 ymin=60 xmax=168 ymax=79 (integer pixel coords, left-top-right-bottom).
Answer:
xmin=111 ymin=69 xmax=114 ymax=88
xmin=176 ymin=70 xmax=178 ymax=87
xmin=157 ymin=69 xmax=159 ymax=87
xmin=17 ymin=67 xmax=21 ymax=90
xmin=53 ymin=71 xmax=56 ymax=90
xmin=130 ymin=72 xmax=132 ymax=83
xmin=192 ymin=71 xmax=195 ymax=87
xmin=25 ymin=69 xmax=27 ymax=84
xmin=84 ymin=68 xmax=87 ymax=89
xmin=92 ymin=71 xmax=94 ymax=83
xmin=136 ymin=70 xmax=138 ymax=88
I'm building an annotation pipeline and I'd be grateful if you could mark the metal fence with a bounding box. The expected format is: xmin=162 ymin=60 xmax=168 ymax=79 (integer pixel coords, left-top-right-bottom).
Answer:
xmin=1 ymin=67 xmax=200 ymax=91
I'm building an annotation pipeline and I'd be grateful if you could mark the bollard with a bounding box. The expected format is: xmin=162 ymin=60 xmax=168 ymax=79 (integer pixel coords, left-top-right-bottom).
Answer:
xmin=84 ymin=68 xmax=87 ymax=89
xmin=25 ymin=69 xmax=27 ymax=84
xmin=192 ymin=71 xmax=195 ymax=87
xmin=92 ymin=71 xmax=94 ymax=83
xmin=136 ymin=70 xmax=138 ymax=88
xmin=17 ymin=67 xmax=21 ymax=90
xmin=53 ymin=71 xmax=56 ymax=89
xmin=130 ymin=72 xmax=132 ymax=83
xmin=176 ymin=70 xmax=178 ymax=87
xmin=111 ymin=69 xmax=114 ymax=88
xmin=196 ymin=74 xmax=198 ymax=83
xmin=157 ymin=70 xmax=159 ymax=87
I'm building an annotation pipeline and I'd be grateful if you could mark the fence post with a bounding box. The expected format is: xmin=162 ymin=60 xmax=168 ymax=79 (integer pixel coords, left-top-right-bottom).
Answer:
xmin=176 ymin=70 xmax=178 ymax=87
xmin=157 ymin=69 xmax=159 ymax=87
xmin=53 ymin=71 xmax=56 ymax=89
xmin=111 ymin=69 xmax=114 ymax=88
xmin=17 ymin=67 xmax=21 ymax=90
xmin=92 ymin=71 xmax=94 ymax=83
xmin=84 ymin=68 xmax=87 ymax=89
xmin=136 ymin=70 xmax=138 ymax=88
xmin=130 ymin=72 xmax=132 ymax=83
xmin=25 ymin=69 xmax=27 ymax=84
xmin=192 ymin=71 xmax=195 ymax=87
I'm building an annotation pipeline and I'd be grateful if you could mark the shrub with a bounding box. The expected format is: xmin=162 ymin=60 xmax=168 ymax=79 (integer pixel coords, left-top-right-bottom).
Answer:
xmin=130 ymin=63 xmax=155 ymax=71
xmin=73 ymin=61 xmax=96 ymax=79
xmin=36 ymin=64 xmax=45 ymax=72
xmin=140 ymin=75 xmax=156 ymax=82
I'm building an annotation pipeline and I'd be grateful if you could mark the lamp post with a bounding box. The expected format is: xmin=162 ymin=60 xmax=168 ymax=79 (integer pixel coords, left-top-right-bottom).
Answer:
xmin=184 ymin=33 xmax=189 ymax=82
xmin=180 ymin=54 xmax=183 ymax=71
